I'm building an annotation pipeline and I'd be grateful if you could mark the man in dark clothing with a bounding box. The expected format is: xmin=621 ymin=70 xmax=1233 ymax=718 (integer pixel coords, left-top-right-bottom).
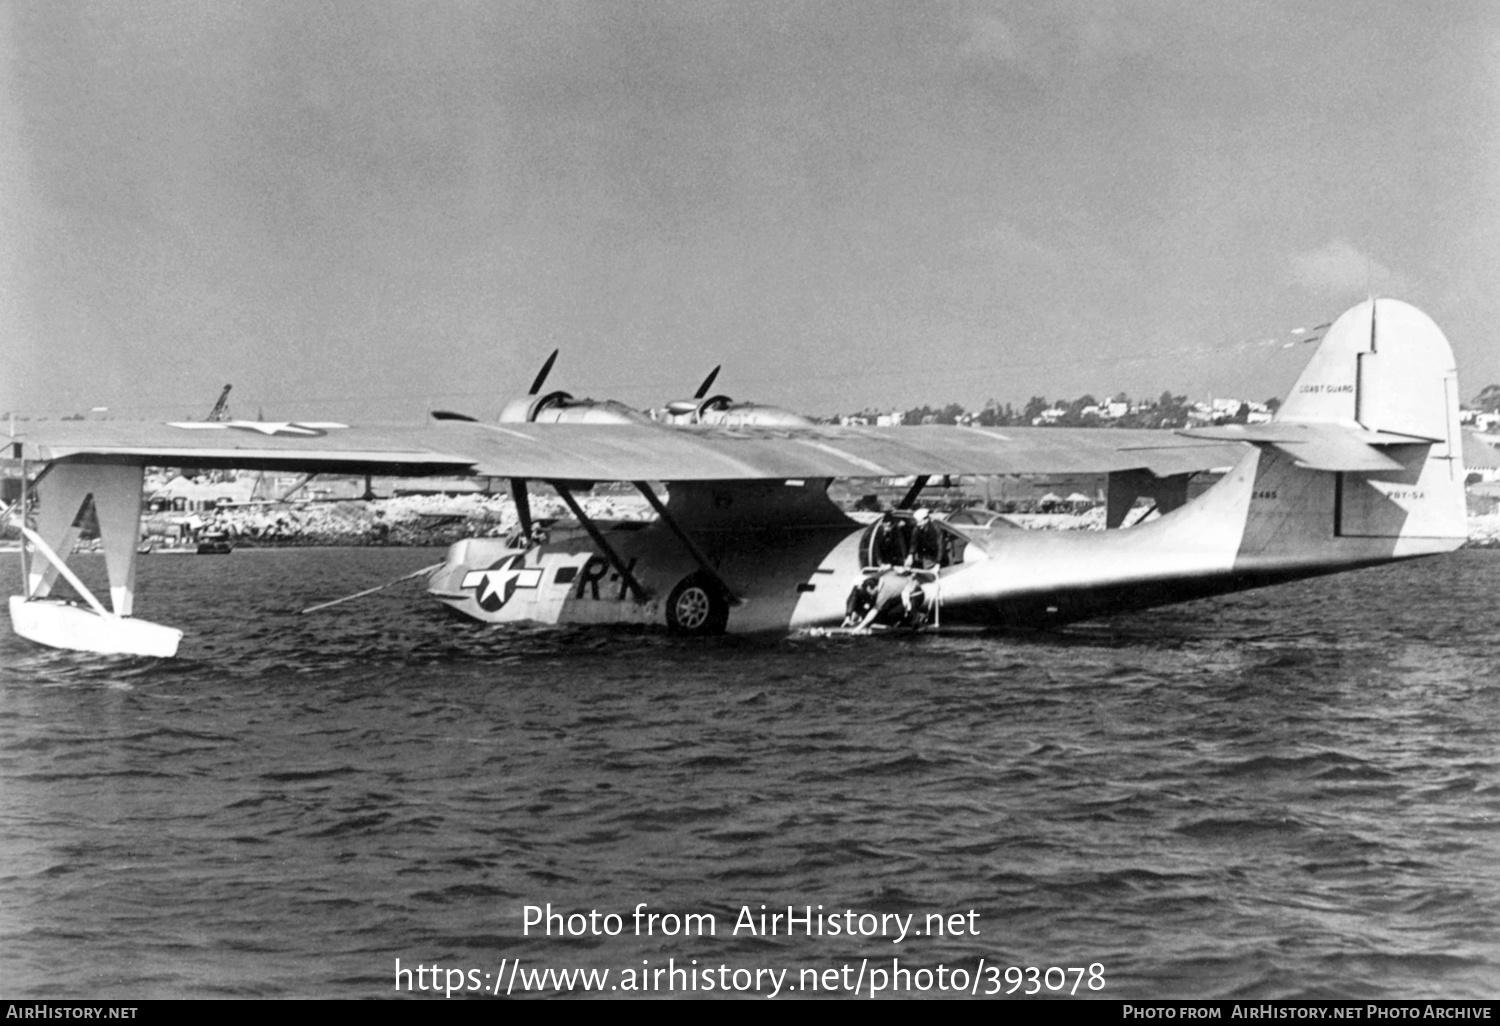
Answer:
xmin=844 ymin=570 xmax=925 ymax=629
xmin=906 ymin=507 xmax=943 ymax=569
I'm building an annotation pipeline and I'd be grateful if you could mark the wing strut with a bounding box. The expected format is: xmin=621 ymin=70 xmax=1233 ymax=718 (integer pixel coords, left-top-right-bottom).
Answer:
xmin=632 ymin=482 xmax=740 ymax=606
xmin=12 ymin=445 xmax=35 ymax=588
xmin=548 ymin=483 xmax=649 ymax=604
xmin=510 ymin=478 xmax=533 ymax=542
xmin=9 ymin=461 xmax=57 ymax=588
xmin=277 ymin=473 xmax=317 ymax=502
xmin=897 ymin=475 xmax=930 ymax=510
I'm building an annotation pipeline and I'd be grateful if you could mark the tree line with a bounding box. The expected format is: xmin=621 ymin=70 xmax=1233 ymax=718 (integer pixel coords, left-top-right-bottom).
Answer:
xmin=836 ymin=392 xmax=1282 ymax=430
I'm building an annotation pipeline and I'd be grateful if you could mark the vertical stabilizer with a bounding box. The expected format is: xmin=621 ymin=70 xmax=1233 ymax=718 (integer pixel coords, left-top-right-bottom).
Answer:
xmin=1277 ymin=299 xmax=1459 ymax=451
xmin=1260 ymin=298 xmax=1465 ymax=551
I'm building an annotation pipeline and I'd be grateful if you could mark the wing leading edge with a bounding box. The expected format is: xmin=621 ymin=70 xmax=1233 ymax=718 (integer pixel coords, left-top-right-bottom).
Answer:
xmin=10 ymin=420 xmax=478 ymax=476
xmin=10 ymin=419 xmax=1245 ymax=481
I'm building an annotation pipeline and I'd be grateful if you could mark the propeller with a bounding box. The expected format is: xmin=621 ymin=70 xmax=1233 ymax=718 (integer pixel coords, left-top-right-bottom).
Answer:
xmin=662 ymin=366 xmax=726 ymax=418
xmin=509 ymin=348 xmax=561 ymax=548
xmin=693 ymin=365 xmax=721 ymax=400
xmin=430 ymin=348 xmax=563 ymax=423
xmin=528 ymin=349 xmax=560 ymax=396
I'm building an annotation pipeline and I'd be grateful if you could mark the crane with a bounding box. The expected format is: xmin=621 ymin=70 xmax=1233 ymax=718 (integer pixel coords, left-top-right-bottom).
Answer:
xmin=206 ymin=385 xmax=232 ymax=422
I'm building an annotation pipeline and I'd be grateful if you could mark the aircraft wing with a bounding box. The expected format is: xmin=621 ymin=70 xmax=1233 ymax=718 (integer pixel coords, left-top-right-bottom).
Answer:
xmin=437 ymin=422 xmax=1243 ymax=480
xmin=10 ymin=418 xmax=1244 ymax=480
xmin=10 ymin=420 xmax=479 ymax=476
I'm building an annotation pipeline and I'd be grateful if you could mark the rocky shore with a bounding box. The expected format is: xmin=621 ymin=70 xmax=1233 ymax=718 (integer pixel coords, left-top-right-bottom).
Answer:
xmin=141 ymin=492 xmax=652 ymax=549
xmin=1470 ymin=513 xmax=1500 ymax=548
xmin=143 ymin=494 xmax=1500 ymax=549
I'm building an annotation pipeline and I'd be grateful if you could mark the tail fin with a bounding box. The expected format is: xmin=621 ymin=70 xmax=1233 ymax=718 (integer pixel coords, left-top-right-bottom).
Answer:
xmin=1245 ymin=298 xmax=1467 ymax=554
xmin=1179 ymin=299 xmax=1466 ymax=562
xmin=931 ymin=298 xmax=1465 ymax=625
xmin=1276 ymin=298 xmax=1460 ymax=450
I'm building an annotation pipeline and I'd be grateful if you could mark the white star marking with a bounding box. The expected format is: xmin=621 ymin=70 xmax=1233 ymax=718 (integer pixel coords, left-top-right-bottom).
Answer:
xmin=168 ymin=420 xmax=349 ymax=435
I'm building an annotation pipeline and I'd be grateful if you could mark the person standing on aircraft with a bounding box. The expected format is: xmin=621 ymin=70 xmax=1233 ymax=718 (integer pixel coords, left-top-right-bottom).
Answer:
xmin=875 ymin=512 xmax=909 ymax=566
xmin=906 ymin=507 xmax=942 ymax=569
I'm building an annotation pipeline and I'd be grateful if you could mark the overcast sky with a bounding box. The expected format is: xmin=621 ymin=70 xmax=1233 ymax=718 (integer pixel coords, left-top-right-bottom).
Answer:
xmin=3 ymin=0 xmax=1497 ymax=421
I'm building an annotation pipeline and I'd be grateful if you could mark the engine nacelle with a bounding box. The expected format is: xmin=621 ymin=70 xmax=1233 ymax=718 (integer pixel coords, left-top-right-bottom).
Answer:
xmin=498 ymin=391 xmax=649 ymax=425
xmin=656 ymin=394 xmax=814 ymax=428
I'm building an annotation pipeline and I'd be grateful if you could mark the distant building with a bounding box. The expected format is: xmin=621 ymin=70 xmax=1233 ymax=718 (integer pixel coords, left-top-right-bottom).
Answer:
xmin=149 ymin=474 xmax=256 ymax=511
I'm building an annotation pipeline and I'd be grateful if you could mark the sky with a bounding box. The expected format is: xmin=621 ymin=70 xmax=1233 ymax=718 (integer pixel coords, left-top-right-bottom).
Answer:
xmin=3 ymin=0 xmax=1498 ymax=422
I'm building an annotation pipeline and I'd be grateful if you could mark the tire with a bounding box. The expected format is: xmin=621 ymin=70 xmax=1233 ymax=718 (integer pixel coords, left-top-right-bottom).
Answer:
xmin=666 ymin=574 xmax=729 ymax=635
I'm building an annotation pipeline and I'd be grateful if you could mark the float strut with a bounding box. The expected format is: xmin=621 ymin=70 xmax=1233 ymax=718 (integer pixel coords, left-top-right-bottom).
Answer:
xmin=20 ymin=527 xmax=111 ymax=618
xmin=14 ymin=443 xmax=29 ymax=592
xmin=549 ymin=483 xmax=649 ymax=604
xmin=8 ymin=462 xmax=51 ymax=596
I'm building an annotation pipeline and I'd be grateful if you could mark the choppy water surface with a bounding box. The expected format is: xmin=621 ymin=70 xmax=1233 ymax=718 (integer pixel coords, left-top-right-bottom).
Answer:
xmin=1 ymin=548 xmax=1497 ymax=999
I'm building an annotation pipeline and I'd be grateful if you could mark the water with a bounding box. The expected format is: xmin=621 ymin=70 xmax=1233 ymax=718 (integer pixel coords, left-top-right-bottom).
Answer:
xmin=1 ymin=548 xmax=1497 ymax=999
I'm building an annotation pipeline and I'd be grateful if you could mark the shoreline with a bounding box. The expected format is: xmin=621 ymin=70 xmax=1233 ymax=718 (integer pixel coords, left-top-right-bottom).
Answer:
xmin=128 ymin=494 xmax=1500 ymax=550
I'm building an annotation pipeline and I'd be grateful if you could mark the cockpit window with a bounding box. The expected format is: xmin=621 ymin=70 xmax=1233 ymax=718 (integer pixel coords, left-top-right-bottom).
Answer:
xmin=944 ymin=508 xmax=1020 ymax=530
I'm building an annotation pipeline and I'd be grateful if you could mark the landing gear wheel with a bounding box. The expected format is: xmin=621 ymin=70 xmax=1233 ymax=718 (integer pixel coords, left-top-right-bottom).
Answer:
xmin=666 ymin=574 xmax=729 ymax=635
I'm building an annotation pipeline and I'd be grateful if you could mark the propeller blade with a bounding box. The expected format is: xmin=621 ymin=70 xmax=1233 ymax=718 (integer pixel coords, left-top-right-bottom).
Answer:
xmin=528 ymin=350 xmax=560 ymax=396
xmin=430 ymin=410 xmax=478 ymax=422
xmin=693 ymin=365 xmax=721 ymax=399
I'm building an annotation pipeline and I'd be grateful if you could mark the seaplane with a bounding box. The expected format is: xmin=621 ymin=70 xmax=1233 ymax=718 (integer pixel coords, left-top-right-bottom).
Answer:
xmin=2 ymin=298 xmax=1471 ymax=657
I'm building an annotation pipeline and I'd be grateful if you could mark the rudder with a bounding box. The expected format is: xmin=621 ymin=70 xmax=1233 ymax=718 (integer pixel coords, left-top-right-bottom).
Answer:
xmin=1271 ymin=299 xmax=1465 ymax=547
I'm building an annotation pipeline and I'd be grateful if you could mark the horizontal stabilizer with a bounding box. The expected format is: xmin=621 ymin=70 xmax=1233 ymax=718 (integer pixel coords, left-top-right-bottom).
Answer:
xmin=1177 ymin=423 xmax=1416 ymax=472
